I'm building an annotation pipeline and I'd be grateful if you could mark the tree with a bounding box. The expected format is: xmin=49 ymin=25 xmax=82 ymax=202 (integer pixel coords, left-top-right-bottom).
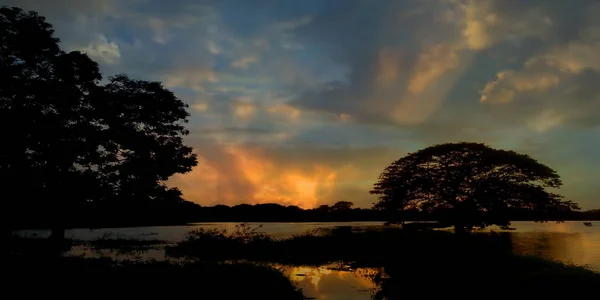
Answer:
xmin=0 ymin=7 xmax=197 ymax=238
xmin=316 ymin=204 xmax=331 ymax=212
xmin=370 ymin=142 xmax=579 ymax=232
xmin=331 ymin=201 xmax=354 ymax=211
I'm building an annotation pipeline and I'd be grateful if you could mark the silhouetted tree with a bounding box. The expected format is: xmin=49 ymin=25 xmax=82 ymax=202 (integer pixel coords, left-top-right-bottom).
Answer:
xmin=370 ymin=142 xmax=579 ymax=232
xmin=93 ymin=75 xmax=197 ymax=205
xmin=316 ymin=204 xmax=331 ymax=212
xmin=331 ymin=201 xmax=354 ymax=211
xmin=0 ymin=7 xmax=197 ymax=238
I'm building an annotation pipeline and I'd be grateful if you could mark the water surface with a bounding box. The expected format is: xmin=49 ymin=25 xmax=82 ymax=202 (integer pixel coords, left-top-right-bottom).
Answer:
xmin=15 ymin=221 xmax=600 ymax=300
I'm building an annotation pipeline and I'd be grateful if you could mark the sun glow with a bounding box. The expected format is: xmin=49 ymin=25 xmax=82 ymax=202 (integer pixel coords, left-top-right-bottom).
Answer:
xmin=169 ymin=145 xmax=338 ymax=208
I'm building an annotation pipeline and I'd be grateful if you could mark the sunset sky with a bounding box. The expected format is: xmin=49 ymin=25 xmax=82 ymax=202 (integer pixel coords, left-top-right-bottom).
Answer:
xmin=5 ymin=0 xmax=600 ymax=209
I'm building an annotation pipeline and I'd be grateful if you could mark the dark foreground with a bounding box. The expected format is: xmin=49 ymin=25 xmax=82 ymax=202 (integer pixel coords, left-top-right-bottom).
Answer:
xmin=5 ymin=227 xmax=600 ymax=299
xmin=5 ymin=256 xmax=303 ymax=299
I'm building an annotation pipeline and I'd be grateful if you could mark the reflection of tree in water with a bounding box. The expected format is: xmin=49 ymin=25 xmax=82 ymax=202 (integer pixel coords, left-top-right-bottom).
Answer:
xmin=509 ymin=232 xmax=584 ymax=265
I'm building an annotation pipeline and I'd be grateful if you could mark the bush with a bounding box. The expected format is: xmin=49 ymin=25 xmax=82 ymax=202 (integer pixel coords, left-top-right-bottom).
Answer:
xmin=166 ymin=223 xmax=273 ymax=260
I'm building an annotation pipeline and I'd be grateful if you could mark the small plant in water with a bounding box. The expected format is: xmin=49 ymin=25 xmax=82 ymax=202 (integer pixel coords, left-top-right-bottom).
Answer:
xmin=184 ymin=223 xmax=272 ymax=244
xmin=166 ymin=223 xmax=274 ymax=259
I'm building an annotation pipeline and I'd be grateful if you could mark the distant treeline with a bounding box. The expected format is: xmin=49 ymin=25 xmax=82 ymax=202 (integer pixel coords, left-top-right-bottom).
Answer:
xmin=7 ymin=200 xmax=600 ymax=230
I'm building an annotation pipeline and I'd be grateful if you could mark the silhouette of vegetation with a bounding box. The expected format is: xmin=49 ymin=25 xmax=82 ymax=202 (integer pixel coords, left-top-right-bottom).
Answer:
xmin=581 ymin=209 xmax=600 ymax=220
xmin=371 ymin=142 xmax=580 ymax=232
xmin=8 ymin=201 xmax=599 ymax=231
xmin=167 ymin=224 xmax=498 ymax=264
xmin=166 ymin=225 xmax=599 ymax=296
xmin=166 ymin=224 xmax=274 ymax=260
xmin=331 ymin=201 xmax=354 ymax=210
xmin=1 ymin=6 xmax=197 ymax=238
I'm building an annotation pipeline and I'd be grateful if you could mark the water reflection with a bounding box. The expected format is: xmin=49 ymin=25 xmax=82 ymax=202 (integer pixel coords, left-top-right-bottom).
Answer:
xmin=67 ymin=242 xmax=168 ymax=261
xmin=12 ymin=222 xmax=386 ymax=242
xmin=510 ymin=232 xmax=600 ymax=270
xmin=503 ymin=222 xmax=600 ymax=271
xmin=16 ymin=221 xmax=600 ymax=271
xmin=281 ymin=264 xmax=382 ymax=300
xmin=33 ymin=221 xmax=598 ymax=300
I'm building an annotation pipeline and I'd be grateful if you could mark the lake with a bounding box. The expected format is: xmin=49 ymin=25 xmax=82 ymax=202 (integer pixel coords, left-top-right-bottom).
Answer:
xmin=15 ymin=221 xmax=600 ymax=300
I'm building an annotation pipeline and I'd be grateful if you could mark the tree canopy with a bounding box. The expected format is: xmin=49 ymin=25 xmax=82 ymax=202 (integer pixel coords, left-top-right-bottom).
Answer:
xmin=370 ymin=142 xmax=579 ymax=231
xmin=331 ymin=201 xmax=354 ymax=211
xmin=0 ymin=7 xmax=197 ymax=232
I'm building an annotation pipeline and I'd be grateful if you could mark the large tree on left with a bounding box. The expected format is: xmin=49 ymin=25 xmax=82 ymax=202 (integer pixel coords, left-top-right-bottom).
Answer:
xmin=0 ymin=7 xmax=197 ymax=239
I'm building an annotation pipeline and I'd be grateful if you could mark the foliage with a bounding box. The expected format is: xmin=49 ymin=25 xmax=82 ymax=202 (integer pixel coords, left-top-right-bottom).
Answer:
xmin=1 ymin=7 xmax=104 ymax=212
xmin=0 ymin=6 xmax=197 ymax=232
xmin=165 ymin=224 xmax=274 ymax=259
xmin=331 ymin=201 xmax=354 ymax=211
xmin=371 ymin=142 xmax=579 ymax=231
xmin=188 ymin=223 xmax=273 ymax=244
xmin=93 ymin=75 xmax=197 ymax=204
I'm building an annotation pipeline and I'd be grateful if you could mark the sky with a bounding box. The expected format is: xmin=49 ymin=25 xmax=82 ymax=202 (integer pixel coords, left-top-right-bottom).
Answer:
xmin=3 ymin=0 xmax=599 ymax=209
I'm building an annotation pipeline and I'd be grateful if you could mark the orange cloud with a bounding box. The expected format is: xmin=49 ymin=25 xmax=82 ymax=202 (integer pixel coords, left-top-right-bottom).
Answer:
xmin=373 ymin=43 xmax=468 ymax=125
xmin=407 ymin=43 xmax=459 ymax=94
xmin=267 ymin=103 xmax=301 ymax=121
xmin=232 ymin=102 xmax=256 ymax=120
xmin=376 ymin=48 xmax=401 ymax=86
xmin=169 ymin=145 xmax=338 ymax=208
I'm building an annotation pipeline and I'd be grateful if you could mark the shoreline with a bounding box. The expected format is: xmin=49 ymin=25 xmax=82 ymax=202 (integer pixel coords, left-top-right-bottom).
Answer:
xmin=10 ymin=219 xmax=598 ymax=231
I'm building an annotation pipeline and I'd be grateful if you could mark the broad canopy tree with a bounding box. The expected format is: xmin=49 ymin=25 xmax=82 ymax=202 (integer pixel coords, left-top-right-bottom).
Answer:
xmin=371 ymin=142 xmax=579 ymax=232
xmin=1 ymin=7 xmax=197 ymax=237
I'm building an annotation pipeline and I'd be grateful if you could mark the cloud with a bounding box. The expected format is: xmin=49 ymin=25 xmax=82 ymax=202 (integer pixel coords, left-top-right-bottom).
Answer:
xmin=273 ymin=15 xmax=312 ymax=31
xmin=168 ymin=144 xmax=338 ymax=208
xmin=147 ymin=17 xmax=167 ymax=44
xmin=478 ymin=0 xmax=600 ymax=132
xmin=79 ymin=35 xmax=121 ymax=64
xmin=206 ymin=40 xmax=221 ymax=54
xmin=230 ymin=55 xmax=259 ymax=69
xmin=191 ymin=102 xmax=209 ymax=112
xmin=528 ymin=109 xmax=565 ymax=133
xmin=6 ymin=0 xmax=600 ymax=209
xmin=375 ymin=48 xmax=401 ymax=86
xmin=267 ymin=103 xmax=301 ymax=121
xmin=481 ymin=70 xmax=560 ymax=104
xmin=232 ymin=101 xmax=256 ymax=120
xmin=162 ymin=68 xmax=217 ymax=92
xmin=407 ymin=44 xmax=460 ymax=94
xmin=168 ymin=143 xmax=400 ymax=208
xmin=461 ymin=0 xmax=555 ymax=50
xmin=538 ymin=41 xmax=600 ymax=74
